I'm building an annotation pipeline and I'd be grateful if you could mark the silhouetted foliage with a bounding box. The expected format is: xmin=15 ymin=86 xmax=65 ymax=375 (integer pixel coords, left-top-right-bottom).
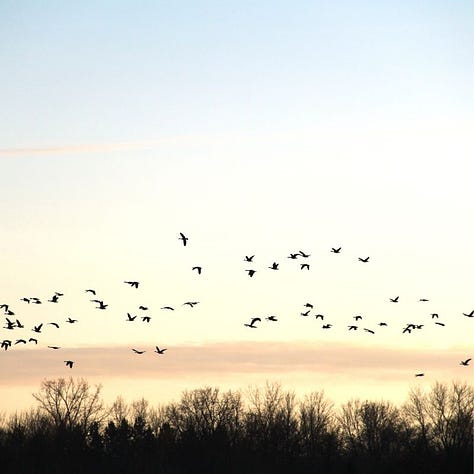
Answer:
xmin=0 ymin=379 xmax=472 ymax=473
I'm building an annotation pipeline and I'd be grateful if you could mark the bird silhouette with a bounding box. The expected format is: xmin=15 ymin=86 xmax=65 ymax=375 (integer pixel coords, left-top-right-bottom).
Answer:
xmin=126 ymin=313 xmax=137 ymax=321
xmin=142 ymin=316 xmax=151 ymax=323
xmin=91 ymin=300 xmax=108 ymax=309
xmin=32 ymin=324 xmax=43 ymax=333
xmin=161 ymin=306 xmax=174 ymax=311
xmin=28 ymin=338 xmax=38 ymax=344
xmin=31 ymin=298 xmax=42 ymax=304
xmin=85 ymin=289 xmax=96 ymax=295
xmin=269 ymin=262 xmax=279 ymax=270
xmin=358 ymin=257 xmax=370 ymax=263
xmin=245 ymin=269 xmax=256 ymax=277
xmin=315 ymin=314 xmax=324 ymax=320
xmin=304 ymin=303 xmax=314 ymax=309
xmin=48 ymin=346 xmax=61 ymax=350
xmin=4 ymin=318 xmax=15 ymax=330
xmin=15 ymin=339 xmax=27 ymax=345
xmin=48 ymin=295 xmax=59 ymax=303
xmin=154 ymin=346 xmax=167 ymax=354
xmin=66 ymin=317 xmax=78 ymax=324
xmin=460 ymin=358 xmax=471 ymax=366
xmin=138 ymin=306 xmax=148 ymax=310
xmin=419 ymin=298 xmax=429 ymax=302
xmin=431 ymin=313 xmax=439 ymax=319
xmin=179 ymin=232 xmax=188 ymax=246
xmin=390 ymin=296 xmax=399 ymax=303
xmin=299 ymin=250 xmax=310 ymax=258
xmin=244 ymin=317 xmax=261 ymax=328
xmin=287 ymin=253 xmax=299 ymax=259
xmin=331 ymin=247 xmax=341 ymax=253
xmin=20 ymin=297 xmax=30 ymax=303
xmin=378 ymin=322 xmax=388 ymax=326
xmin=265 ymin=316 xmax=278 ymax=321
xmin=64 ymin=360 xmax=74 ymax=368
xmin=462 ymin=310 xmax=474 ymax=317
xmin=435 ymin=322 xmax=445 ymax=327
xmin=15 ymin=319 xmax=24 ymax=328
xmin=132 ymin=349 xmax=146 ymax=354
xmin=192 ymin=266 xmax=202 ymax=274
xmin=1 ymin=340 xmax=12 ymax=350
xmin=124 ymin=281 xmax=139 ymax=288
xmin=300 ymin=263 xmax=310 ymax=270
xmin=300 ymin=310 xmax=310 ymax=317
xmin=322 ymin=324 xmax=332 ymax=329
xmin=354 ymin=315 xmax=362 ymax=321
xmin=403 ymin=326 xmax=412 ymax=334
xmin=244 ymin=255 xmax=254 ymax=262
xmin=364 ymin=328 xmax=375 ymax=334
xmin=348 ymin=325 xmax=358 ymax=331
xmin=182 ymin=301 xmax=199 ymax=308
xmin=415 ymin=373 xmax=425 ymax=377
xmin=48 ymin=322 xmax=60 ymax=328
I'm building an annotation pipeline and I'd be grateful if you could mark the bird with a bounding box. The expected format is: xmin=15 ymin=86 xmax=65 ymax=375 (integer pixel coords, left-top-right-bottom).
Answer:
xmin=244 ymin=317 xmax=261 ymax=328
xmin=460 ymin=358 xmax=471 ymax=366
xmin=331 ymin=247 xmax=341 ymax=253
xmin=435 ymin=322 xmax=445 ymax=327
xmin=348 ymin=325 xmax=358 ymax=331
xmin=192 ymin=266 xmax=202 ymax=274
xmin=315 ymin=314 xmax=324 ymax=320
xmin=358 ymin=257 xmax=370 ymax=263
xmin=142 ymin=316 xmax=151 ymax=323
xmin=154 ymin=346 xmax=167 ymax=354
xmin=299 ymin=251 xmax=310 ymax=258
xmin=138 ymin=306 xmax=148 ymax=311
xmin=126 ymin=313 xmax=137 ymax=321
xmin=354 ymin=315 xmax=362 ymax=321
xmin=132 ymin=349 xmax=146 ymax=354
xmin=20 ymin=297 xmax=30 ymax=303
xmin=415 ymin=373 xmax=425 ymax=377
xmin=15 ymin=319 xmax=24 ymax=328
xmin=124 ymin=281 xmax=139 ymax=288
xmin=14 ymin=339 xmax=26 ymax=345
xmin=91 ymin=300 xmax=108 ymax=310
xmin=4 ymin=318 xmax=15 ymax=330
xmin=300 ymin=263 xmax=310 ymax=270
xmin=64 ymin=360 xmax=74 ymax=368
xmin=300 ymin=310 xmax=310 ymax=317
xmin=182 ymin=301 xmax=199 ymax=308
xmin=403 ymin=326 xmax=412 ymax=334
xmin=48 ymin=295 xmax=59 ymax=303
xmin=32 ymin=324 xmax=43 ymax=333
xmin=244 ymin=255 xmax=254 ymax=262
xmin=419 ymin=298 xmax=429 ymax=302
xmin=390 ymin=296 xmax=399 ymax=303
xmin=378 ymin=322 xmax=388 ymax=327
xmin=55 ymin=292 xmax=64 ymax=297
xmin=431 ymin=313 xmax=439 ymax=319
xmin=48 ymin=346 xmax=61 ymax=350
xmin=1 ymin=340 xmax=11 ymax=350
xmin=415 ymin=324 xmax=424 ymax=329
xmin=322 ymin=324 xmax=332 ymax=329
xmin=48 ymin=322 xmax=60 ymax=328
xmin=304 ymin=303 xmax=314 ymax=309
xmin=161 ymin=306 xmax=174 ymax=311
xmin=245 ymin=269 xmax=256 ymax=277
xmin=66 ymin=317 xmax=78 ymax=324
xmin=85 ymin=289 xmax=96 ymax=295
xmin=287 ymin=253 xmax=299 ymax=259
xmin=462 ymin=310 xmax=474 ymax=318
xmin=364 ymin=328 xmax=375 ymax=334
xmin=28 ymin=338 xmax=38 ymax=344
xmin=178 ymin=232 xmax=188 ymax=246
xmin=265 ymin=316 xmax=278 ymax=322
xmin=269 ymin=262 xmax=279 ymax=270
xmin=31 ymin=298 xmax=42 ymax=304
xmin=0 ymin=304 xmax=10 ymax=313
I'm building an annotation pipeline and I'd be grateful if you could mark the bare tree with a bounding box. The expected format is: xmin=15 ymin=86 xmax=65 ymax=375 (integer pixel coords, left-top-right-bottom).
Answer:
xmin=32 ymin=377 xmax=106 ymax=432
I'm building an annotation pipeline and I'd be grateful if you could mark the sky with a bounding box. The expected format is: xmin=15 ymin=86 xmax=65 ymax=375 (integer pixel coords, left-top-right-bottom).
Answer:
xmin=0 ymin=1 xmax=473 ymax=414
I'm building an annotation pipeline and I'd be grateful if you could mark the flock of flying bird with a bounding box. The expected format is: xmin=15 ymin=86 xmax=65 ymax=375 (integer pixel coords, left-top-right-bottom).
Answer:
xmin=1 ymin=232 xmax=472 ymax=377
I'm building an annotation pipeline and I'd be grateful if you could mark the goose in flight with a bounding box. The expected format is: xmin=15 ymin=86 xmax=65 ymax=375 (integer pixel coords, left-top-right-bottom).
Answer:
xmin=138 ymin=306 xmax=148 ymax=311
xmin=132 ymin=348 xmax=146 ymax=354
xmin=29 ymin=338 xmax=38 ymax=344
xmin=31 ymin=298 xmax=42 ymax=304
xmin=287 ymin=253 xmax=299 ymax=259
xmin=435 ymin=322 xmax=445 ymax=327
xmin=245 ymin=269 xmax=256 ymax=277
xmin=299 ymin=250 xmax=310 ymax=258
xmin=142 ymin=316 xmax=151 ymax=323
xmin=364 ymin=328 xmax=375 ymax=334
xmin=331 ymin=247 xmax=341 ymax=253
xmin=4 ymin=318 xmax=15 ymax=330
xmin=390 ymin=296 xmax=399 ymax=303
xmin=402 ymin=326 xmax=412 ymax=334
xmin=85 ymin=289 xmax=96 ymax=295
xmin=354 ymin=315 xmax=362 ymax=321
xmin=0 ymin=304 xmax=10 ymax=313
xmin=462 ymin=310 xmax=474 ymax=318
xmin=460 ymin=358 xmax=471 ymax=366
xmin=48 ymin=322 xmax=60 ymax=328
xmin=66 ymin=317 xmax=78 ymax=324
xmin=1 ymin=340 xmax=11 ymax=350
xmin=300 ymin=310 xmax=310 ymax=317
xmin=419 ymin=298 xmax=429 ymax=302
xmin=300 ymin=263 xmax=310 ymax=270
xmin=348 ymin=325 xmax=358 ymax=331
xmin=322 ymin=324 xmax=332 ymax=329
xmin=64 ymin=360 xmax=74 ymax=368
xmin=415 ymin=373 xmax=425 ymax=377
xmin=126 ymin=313 xmax=137 ymax=321
xmin=179 ymin=232 xmax=188 ymax=246
xmin=315 ymin=314 xmax=324 ymax=320
xmin=269 ymin=262 xmax=279 ymax=270
xmin=378 ymin=322 xmax=388 ymax=326
xmin=124 ymin=281 xmax=139 ymax=288
xmin=91 ymin=300 xmax=108 ymax=310
xmin=20 ymin=297 xmax=30 ymax=303
xmin=32 ymin=324 xmax=43 ymax=333
xmin=265 ymin=316 xmax=278 ymax=322
xmin=48 ymin=346 xmax=61 ymax=350
xmin=15 ymin=339 xmax=27 ymax=345
xmin=244 ymin=317 xmax=261 ymax=328
xmin=304 ymin=303 xmax=314 ymax=309
xmin=15 ymin=319 xmax=24 ymax=328
xmin=358 ymin=257 xmax=370 ymax=263
xmin=154 ymin=346 xmax=167 ymax=354
xmin=182 ymin=301 xmax=199 ymax=308
xmin=244 ymin=255 xmax=254 ymax=262
xmin=48 ymin=295 xmax=59 ymax=303
xmin=431 ymin=313 xmax=439 ymax=319
xmin=192 ymin=266 xmax=202 ymax=274
xmin=161 ymin=306 xmax=174 ymax=311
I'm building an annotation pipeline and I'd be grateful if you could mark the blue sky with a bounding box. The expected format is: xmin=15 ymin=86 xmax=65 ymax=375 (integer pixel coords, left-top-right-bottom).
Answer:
xmin=0 ymin=1 xmax=472 ymax=412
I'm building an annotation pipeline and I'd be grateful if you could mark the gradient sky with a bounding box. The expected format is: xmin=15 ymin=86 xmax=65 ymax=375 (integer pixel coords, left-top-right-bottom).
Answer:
xmin=0 ymin=1 xmax=472 ymax=413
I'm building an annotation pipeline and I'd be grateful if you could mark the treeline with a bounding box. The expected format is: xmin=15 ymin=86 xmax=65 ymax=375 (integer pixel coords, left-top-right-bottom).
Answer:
xmin=0 ymin=379 xmax=472 ymax=474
